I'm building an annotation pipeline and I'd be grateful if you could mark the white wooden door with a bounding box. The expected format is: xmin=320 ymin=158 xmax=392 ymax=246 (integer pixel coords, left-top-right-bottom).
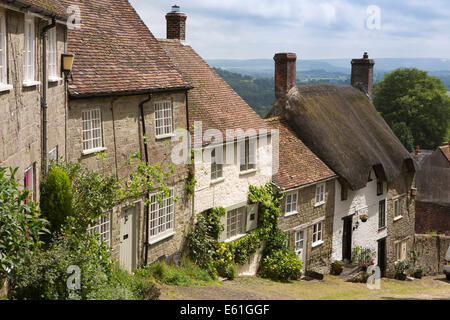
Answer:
xmin=120 ymin=206 xmax=137 ymax=272
xmin=295 ymin=230 xmax=306 ymax=270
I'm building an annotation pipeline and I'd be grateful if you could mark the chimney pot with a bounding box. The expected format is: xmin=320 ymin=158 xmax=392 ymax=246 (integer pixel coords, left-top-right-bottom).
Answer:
xmin=351 ymin=52 xmax=375 ymax=99
xmin=166 ymin=5 xmax=187 ymax=40
xmin=274 ymin=53 xmax=297 ymax=99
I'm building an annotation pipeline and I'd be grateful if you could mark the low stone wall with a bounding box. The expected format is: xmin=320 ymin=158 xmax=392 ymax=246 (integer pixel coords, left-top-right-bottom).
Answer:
xmin=414 ymin=234 xmax=450 ymax=275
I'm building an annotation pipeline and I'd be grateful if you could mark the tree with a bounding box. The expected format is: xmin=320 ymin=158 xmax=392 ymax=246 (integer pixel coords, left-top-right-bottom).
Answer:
xmin=373 ymin=68 xmax=450 ymax=150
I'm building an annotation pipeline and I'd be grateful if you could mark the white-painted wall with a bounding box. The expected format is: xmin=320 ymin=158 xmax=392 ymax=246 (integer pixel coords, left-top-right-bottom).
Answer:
xmin=194 ymin=136 xmax=272 ymax=214
xmin=332 ymin=169 xmax=387 ymax=263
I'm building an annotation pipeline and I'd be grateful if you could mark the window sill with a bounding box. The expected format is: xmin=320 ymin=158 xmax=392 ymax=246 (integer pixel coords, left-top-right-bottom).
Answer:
xmin=314 ymin=201 xmax=325 ymax=208
xmin=224 ymin=233 xmax=247 ymax=243
xmin=149 ymin=230 xmax=176 ymax=245
xmin=378 ymin=226 xmax=387 ymax=232
xmin=239 ymin=168 xmax=257 ymax=176
xmin=23 ymin=80 xmax=41 ymax=87
xmin=0 ymin=84 xmax=13 ymax=92
xmin=394 ymin=215 xmax=403 ymax=222
xmin=285 ymin=211 xmax=298 ymax=217
xmin=48 ymin=76 xmax=63 ymax=83
xmin=155 ymin=133 xmax=175 ymax=140
xmin=210 ymin=177 xmax=225 ymax=185
xmin=82 ymin=147 xmax=107 ymax=156
xmin=312 ymin=240 xmax=324 ymax=248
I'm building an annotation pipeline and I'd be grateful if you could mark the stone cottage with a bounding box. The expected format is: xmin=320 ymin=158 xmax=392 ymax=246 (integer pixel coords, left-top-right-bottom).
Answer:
xmin=0 ymin=0 xmax=68 ymax=201
xmin=158 ymin=6 xmax=273 ymax=275
xmin=265 ymin=114 xmax=337 ymax=275
xmin=62 ymin=0 xmax=193 ymax=271
xmin=267 ymin=52 xmax=416 ymax=278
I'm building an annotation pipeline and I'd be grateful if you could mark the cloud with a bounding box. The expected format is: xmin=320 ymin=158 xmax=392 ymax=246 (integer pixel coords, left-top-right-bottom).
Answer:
xmin=129 ymin=0 xmax=450 ymax=59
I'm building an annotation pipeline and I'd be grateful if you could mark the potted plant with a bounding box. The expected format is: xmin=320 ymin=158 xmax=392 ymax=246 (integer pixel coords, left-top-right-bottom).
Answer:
xmin=413 ymin=266 xmax=423 ymax=279
xmin=359 ymin=214 xmax=368 ymax=222
xmin=395 ymin=260 xmax=410 ymax=280
xmin=332 ymin=260 xmax=344 ymax=275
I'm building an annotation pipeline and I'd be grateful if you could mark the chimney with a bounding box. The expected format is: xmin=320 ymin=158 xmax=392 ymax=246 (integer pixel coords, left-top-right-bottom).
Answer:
xmin=351 ymin=52 xmax=375 ymax=99
xmin=274 ymin=53 xmax=297 ymax=99
xmin=166 ymin=5 xmax=187 ymax=40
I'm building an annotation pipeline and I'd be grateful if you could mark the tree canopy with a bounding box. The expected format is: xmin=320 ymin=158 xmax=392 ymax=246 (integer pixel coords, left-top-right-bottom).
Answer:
xmin=373 ymin=68 xmax=450 ymax=150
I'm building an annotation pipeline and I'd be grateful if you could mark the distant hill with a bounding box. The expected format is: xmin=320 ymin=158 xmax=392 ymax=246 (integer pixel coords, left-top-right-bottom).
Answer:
xmin=209 ymin=58 xmax=450 ymax=90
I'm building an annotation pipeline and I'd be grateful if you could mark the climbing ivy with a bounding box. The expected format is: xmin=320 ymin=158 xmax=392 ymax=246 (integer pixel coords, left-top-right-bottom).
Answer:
xmin=186 ymin=183 xmax=302 ymax=281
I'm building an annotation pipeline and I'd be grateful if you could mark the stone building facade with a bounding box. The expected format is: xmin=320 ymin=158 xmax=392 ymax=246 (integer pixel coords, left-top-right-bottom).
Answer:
xmin=0 ymin=0 xmax=67 ymax=201
xmin=63 ymin=0 xmax=193 ymax=270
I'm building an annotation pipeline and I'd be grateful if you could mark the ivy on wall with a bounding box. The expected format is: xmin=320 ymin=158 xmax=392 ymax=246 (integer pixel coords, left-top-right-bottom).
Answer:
xmin=186 ymin=183 xmax=303 ymax=281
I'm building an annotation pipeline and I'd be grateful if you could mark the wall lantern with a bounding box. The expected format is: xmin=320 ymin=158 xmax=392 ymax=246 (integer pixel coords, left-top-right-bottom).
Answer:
xmin=411 ymin=187 xmax=417 ymax=197
xmin=61 ymin=54 xmax=75 ymax=77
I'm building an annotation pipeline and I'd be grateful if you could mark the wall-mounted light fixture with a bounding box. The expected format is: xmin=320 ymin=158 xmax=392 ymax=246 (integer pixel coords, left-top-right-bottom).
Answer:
xmin=61 ymin=54 xmax=75 ymax=77
xmin=411 ymin=187 xmax=417 ymax=197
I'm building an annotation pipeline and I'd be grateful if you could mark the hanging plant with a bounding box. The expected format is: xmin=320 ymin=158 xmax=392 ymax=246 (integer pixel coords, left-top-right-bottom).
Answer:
xmin=359 ymin=214 xmax=368 ymax=222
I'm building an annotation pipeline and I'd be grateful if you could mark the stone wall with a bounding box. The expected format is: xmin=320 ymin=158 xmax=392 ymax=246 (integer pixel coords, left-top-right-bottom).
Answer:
xmin=415 ymin=201 xmax=450 ymax=236
xmin=67 ymin=91 xmax=192 ymax=268
xmin=414 ymin=234 xmax=450 ymax=275
xmin=279 ymin=178 xmax=336 ymax=275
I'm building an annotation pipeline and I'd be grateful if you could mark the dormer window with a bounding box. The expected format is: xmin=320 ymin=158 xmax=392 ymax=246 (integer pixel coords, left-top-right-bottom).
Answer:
xmin=377 ymin=178 xmax=383 ymax=196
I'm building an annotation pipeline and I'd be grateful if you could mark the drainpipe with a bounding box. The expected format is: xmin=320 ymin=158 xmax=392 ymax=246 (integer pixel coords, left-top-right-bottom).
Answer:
xmin=41 ymin=17 xmax=56 ymax=177
xmin=139 ymin=94 xmax=152 ymax=266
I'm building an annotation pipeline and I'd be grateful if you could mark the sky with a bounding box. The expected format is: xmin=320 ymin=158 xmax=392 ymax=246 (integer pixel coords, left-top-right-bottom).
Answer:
xmin=129 ymin=0 xmax=450 ymax=60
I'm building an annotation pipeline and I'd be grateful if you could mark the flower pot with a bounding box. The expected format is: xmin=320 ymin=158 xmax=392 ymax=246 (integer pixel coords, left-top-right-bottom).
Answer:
xmin=359 ymin=215 xmax=368 ymax=222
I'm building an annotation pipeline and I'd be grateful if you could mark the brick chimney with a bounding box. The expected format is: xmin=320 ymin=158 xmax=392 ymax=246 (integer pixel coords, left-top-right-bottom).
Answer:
xmin=166 ymin=5 xmax=187 ymax=40
xmin=351 ymin=52 xmax=375 ymax=99
xmin=274 ymin=53 xmax=297 ymax=99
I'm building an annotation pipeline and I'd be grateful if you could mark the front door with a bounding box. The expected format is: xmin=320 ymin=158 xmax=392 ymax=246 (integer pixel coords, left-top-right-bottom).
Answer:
xmin=377 ymin=238 xmax=386 ymax=277
xmin=342 ymin=216 xmax=353 ymax=263
xmin=120 ymin=206 xmax=137 ymax=272
xmin=295 ymin=230 xmax=307 ymax=270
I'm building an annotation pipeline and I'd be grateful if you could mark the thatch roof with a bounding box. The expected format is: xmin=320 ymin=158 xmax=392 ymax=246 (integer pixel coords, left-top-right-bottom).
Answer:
xmin=268 ymin=84 xmax=414 ymax=190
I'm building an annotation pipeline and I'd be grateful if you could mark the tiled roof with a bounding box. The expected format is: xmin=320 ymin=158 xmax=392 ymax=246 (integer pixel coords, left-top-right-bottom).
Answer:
xmin=7 ymin=0 xmax=68 ymax=18
xmin=158 ymin=39 xmax=269 ymax=144
xmin=439 ymin=143 xmax=450 ymax=163
xmin=265 ymin=117 xmax=336 ymax=190
xmin=61 ymin=0 xmax=190 ymax=97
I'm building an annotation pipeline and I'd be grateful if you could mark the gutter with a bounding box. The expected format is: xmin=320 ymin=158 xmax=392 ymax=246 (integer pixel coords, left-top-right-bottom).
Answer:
xmin=69 ymin=86 xmax=194 ymax=100
xmin=139 ymin=94 xmax=152 ymax=266
xmin=41 ymin=16 xmax=56 ymax=177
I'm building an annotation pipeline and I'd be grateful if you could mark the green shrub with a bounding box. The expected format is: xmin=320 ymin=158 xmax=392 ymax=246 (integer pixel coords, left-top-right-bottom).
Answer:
xmin=40 ymin=166 xmax=73 ymax=235
xmin=141 ymin=258 xmax=216 ymax=286
xmin=8 ymin=232 xmax=112 ymax=300
xmin=0 ymin=167 xmax=49 ymax=279
xmin=259 ymin=249 xmax=303 ymax=281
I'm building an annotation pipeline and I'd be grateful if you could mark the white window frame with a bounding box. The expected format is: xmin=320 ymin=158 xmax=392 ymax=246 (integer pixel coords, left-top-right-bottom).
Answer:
xmin=239 ymin=138 xmax=256 ymax=173
xmin=47 ymin=27 xmax=59 ymax=81
xmin=226 ymin=206 xmax=246 ymax=240
xmin=394 ymin=240 xmax=407 ymax=262
xmin=314 ymin=183 xmax=325 ymax=207
xmin=23 ymin=16 xmax=36 ymax=85
xmin=89 ymin=213 xmax=111 ymax=247
xmin=210 ymin=148 xmax=223 ymax=181
xmin=149 ymin=189 xmax=175 ymax=242
xmin=285 ymin=191 xmax=298 ymax=216
xmin=312 ymin=221 xmax=323 ymax=247
xmin=0 ymin=10 xmax=10 ymax=89
xmin=82 ymin=108 xmax=104 ymax=154
xmin=394 ymin=198 xmax=402 ymax=219
xmin=154 ymin=100 xmax=173 ymax=138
